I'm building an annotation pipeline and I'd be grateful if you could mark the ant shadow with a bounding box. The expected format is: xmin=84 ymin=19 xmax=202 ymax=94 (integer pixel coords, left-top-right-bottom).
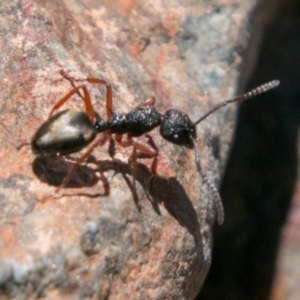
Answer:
xmin=32 ymin=155 xmax=202 ymax=245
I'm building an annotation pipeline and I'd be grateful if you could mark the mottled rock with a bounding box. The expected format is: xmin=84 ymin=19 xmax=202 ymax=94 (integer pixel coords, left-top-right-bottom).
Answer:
xmin=0 ymin=0 xmax=259 ymax=299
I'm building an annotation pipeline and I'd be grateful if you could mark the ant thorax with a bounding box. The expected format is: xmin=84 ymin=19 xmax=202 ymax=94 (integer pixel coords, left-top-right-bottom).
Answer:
xmin=160 ymin=109 xmax=196 ymax=149
xmin=106 ymin=113 xmax=129 ymax=134
xmin=107 ymin=105 xmax=161 ymax=137
xmin=95 ymin=117 xmax=108 ymax=133
xmin=126 ymin=105 xmax=161 ymax=137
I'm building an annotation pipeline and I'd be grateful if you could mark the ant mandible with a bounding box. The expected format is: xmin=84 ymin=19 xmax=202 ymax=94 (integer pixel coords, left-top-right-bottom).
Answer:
xmin=32 ymin=70 xmax=280 ymax=225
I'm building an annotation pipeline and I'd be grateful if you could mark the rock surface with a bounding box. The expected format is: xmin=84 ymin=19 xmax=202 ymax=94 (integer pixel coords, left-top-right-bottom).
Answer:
xmin=200 ymin=1 xmax=300 ymax=299
xmin=0 ymin=0 xmax=258 ymax=299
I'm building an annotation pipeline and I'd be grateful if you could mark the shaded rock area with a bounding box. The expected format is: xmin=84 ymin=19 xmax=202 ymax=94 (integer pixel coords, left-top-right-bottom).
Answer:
xmin=0 ymin=0 xmax=261 ymax=299
xmin=200 ymin=0 xmax=300 ymax=299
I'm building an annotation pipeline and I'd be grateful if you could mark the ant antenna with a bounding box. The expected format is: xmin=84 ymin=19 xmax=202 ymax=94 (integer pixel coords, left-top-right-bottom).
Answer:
xmin=193 ymin=139 xmax=224 ymax=225
xmin=194 ymin=80 xmax=280 ymax=125
xmin=191 ymin=79 xmax=279 ymax=225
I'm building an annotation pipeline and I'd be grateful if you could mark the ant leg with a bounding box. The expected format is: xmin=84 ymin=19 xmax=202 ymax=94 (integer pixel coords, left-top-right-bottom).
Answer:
xmin=113 ymin=134 xmax=139 ymax=208
xmin=192 ymin=139 xmax=224 ymax=225
xmin=135 ymin=96 xmax=156 ymax=109
xmin=48 ymin=85 xmax=95 ymax=123
xmin=53 ymin=132 xmax=110 ymax=194
xmin=16 ymin=141 xmax=31 ymax=150
xmin=194 ymin=80 xmax=280 ymax=125
xmin=133 ymin=140 xmax=158 ymax=190
xmin=114 ymin=135 xmax=135 ymax=181
xmin=131 ymin=144 xmax=138 ymax=191
xmin=60 ymin=70 xmax=113 ymax=120
xmin=115 ymin=134 xmax=158 ymax=192
xmin=60 ymin=70 xmax=85 ymax=99
xmin=85 ymin=78 xmax=113 ymax=120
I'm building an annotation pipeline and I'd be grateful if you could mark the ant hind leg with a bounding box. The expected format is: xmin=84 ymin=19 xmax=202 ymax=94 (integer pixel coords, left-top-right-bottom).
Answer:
xmin=60 ymin=70 xmax=113 ymax=120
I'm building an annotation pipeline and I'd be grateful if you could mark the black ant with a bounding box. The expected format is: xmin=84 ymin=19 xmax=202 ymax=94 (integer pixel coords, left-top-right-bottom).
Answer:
xmin=31 ymin=70 xmax=279 ymax=225
xmin=32 ymin=72 xmax=161 ymax=199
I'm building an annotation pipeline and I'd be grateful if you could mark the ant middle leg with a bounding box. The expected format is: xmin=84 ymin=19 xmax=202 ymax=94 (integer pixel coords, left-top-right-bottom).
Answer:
xmin=114 ymin=134 xmax=158 ymax=193
xmin=46 ymin=132 xmax=111 ymax=198
xmin=192 ymin=139 xmax=224 ymax=225
xmin=144 ymin=134 xmax=159 ymax=192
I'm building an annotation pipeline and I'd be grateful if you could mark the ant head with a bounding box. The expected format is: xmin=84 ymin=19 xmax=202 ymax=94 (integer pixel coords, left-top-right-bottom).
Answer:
xmin=160 ymin=109 xmax=196 ymax=149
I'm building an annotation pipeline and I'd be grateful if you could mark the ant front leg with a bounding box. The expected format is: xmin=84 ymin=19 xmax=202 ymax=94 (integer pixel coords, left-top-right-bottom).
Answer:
xmin=114 ymin=134 xmax=158 ymax=195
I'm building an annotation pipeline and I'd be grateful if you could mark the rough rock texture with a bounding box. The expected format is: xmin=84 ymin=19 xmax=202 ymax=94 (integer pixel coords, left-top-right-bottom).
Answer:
xmin=268 ymin=6 xmax=300 ymax=300
xmin=200 ymin=1 xmax=300 ymax=299
xmin=0 ymin=0 xmax=258 ymax=299
xmin=270 ymin=162 xmax=300 ymax=300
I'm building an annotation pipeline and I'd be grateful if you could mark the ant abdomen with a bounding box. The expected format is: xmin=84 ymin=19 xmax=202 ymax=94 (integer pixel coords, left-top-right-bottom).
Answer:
xmin=160 ymin=109 xmax=196 ymax=149
xmin=32 ymin=109 xmax=97 ymax=156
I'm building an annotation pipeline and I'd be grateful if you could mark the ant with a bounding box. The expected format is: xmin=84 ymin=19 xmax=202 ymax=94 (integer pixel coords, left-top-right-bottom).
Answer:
xmin=32 ymin=71 xmax=161 ymax=200
xmin=31 ymin=70 xmax=280 ymax=225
